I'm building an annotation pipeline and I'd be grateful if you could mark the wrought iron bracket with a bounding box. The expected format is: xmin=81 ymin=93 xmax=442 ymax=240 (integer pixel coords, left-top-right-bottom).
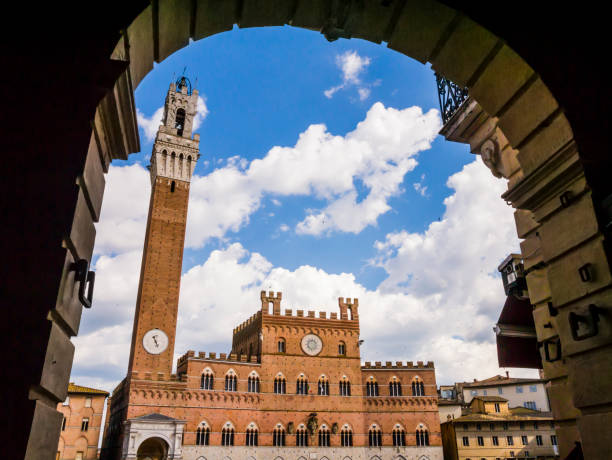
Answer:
xmin=435 ymin=73 xmax=469 ymax=124
xmin=70 ymin=258 xmax=95 ymax=308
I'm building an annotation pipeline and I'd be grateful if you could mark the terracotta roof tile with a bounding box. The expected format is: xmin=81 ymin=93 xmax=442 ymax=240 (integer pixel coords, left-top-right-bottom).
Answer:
xmin=67 ymin=382 xmax=109 ymax=396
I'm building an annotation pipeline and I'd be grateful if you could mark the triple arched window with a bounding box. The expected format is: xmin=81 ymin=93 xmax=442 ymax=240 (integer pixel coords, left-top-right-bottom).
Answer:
xmin=416 ymin=427 xmax=430 ymax=446
xmin=412 ymin=378 xmax=425 ymax=396
xmin=366 ymin=379 xmax=379 ymax=396
xmin=245 ymin=425 xmax=258 ymax=446
xmin=196 ymin=422 xmax=210 ymax=446
xmin=318 ymin=376 xmax=330 ymax=396
xmin=339 ymin=378 xmax=351 ymax=396
xmin=389 ymin=377 xmax=402 ymax=396
xmin=296 ymin=375 xmax=309 ymax=395
xmin=369 ymin=425 xmax=382 ymax=447
xmin=273 ymin=426 xmax=286 ymax=446
xmin=340 ymin=427 xmax=353 ymax=447
xmin=318 ymin=426 xmax=331 ymax=447
xmin=393 ymin=426 xmax=406 ymax=447
xmin=221 ymin=425 xmax=234 ymax=446
xmin=200 ymin=370 xmax=214 ymax=390
xmin=296 ymin=426 xmax=309 ymax=446
xmin=274 ymin=375 xmax=287 ymax=394
xmin=247 ymin=373 xmax=260 ymax=393
xmin=225 ymin=372 xmax=237 ymax=392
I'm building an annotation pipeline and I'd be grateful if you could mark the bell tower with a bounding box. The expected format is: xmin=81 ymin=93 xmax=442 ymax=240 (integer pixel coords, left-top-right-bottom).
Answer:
xmin=127 ymin=76 xmax=200 ymax=377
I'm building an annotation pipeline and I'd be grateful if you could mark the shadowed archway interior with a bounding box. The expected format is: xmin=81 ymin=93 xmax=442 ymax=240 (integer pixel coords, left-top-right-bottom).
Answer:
xmin=5 ymin=2 xmax=611 ymax=460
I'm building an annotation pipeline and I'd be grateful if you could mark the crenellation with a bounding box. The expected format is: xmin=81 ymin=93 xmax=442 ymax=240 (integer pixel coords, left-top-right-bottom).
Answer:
xmin=296 ymin=309 xmax=304 ymax=317
xmin=307 ymin=310 xmax=315 ymax=318
xmin=330 ymin=312 xmax=338 ymax=319
xmin=209 ymin=352 xmax=216 ymax=359
xmin=284 ymin=308 xmax=292 ymax=316
xmin=319 ymin=311 xmax=327 ymax=319
xmin=219 ymin=353 xmax=227 ymax=360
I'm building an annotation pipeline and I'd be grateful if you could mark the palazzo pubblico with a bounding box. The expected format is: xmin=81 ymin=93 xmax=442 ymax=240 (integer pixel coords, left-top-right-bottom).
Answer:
xmin=100 ymin=77 xmax=442 ymax=460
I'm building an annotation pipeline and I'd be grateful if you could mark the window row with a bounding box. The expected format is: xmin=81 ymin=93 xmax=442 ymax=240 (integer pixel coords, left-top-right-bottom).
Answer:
xmin=459 ymin=421 xmax=554 ymax=431
xmin=60 ymin=416 xmax=89 ymax=432
xmin=468 ymin=384 xmax=539 ymax=396
xmin=200 ymin=372 xmax=426 ymax=396
xmin=194 ymin=425 xmax=429 ymax=447
xmin=461 ymin=434 xmax=557 ymax=447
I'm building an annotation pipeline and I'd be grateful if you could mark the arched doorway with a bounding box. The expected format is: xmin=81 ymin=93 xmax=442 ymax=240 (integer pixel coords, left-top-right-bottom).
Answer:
xmin=136 ymin=437 xmax=168 ymax=460
xmin=9 ymin=2 xmax=611 ymax=460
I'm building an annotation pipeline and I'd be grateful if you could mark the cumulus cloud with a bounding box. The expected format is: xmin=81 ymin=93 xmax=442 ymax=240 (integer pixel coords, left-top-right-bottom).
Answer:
xmin=185 ymin=102 xmax=440 ymax=246
xmin=137 ymin=96 xmax=209 ymax=143
xmin=324 ymin=50 xmax=374 ymax=101
xmin=72 ymin=158 xmax=537 ymax=391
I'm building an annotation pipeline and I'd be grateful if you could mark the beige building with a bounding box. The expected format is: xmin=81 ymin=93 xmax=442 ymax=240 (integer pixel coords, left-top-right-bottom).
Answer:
xmin=441 ymin=396 xmax=558 ymax=460
xmin=458 ymin=374 xmax=550 ymax=412
xmin=57 ymin=383 xmax=109 ymax=460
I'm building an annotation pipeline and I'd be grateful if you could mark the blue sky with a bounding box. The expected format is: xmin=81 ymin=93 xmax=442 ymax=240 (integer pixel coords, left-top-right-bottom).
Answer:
xmin=73 ymin=25 xmax=537 ymax=391
xmin=118 ymin=25 xmax=473 ymax=288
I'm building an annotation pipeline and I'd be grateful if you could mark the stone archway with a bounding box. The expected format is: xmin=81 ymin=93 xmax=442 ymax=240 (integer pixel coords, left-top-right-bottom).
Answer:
xmin=12 ymin=2 xmax=611 ymax=460
xmin=136 ymin=437 xmax=168 ymax=460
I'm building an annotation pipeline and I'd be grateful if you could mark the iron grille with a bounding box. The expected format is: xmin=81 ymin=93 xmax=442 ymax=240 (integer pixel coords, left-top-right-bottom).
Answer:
xmin=436 ymin=73 xmax=469 ymax=124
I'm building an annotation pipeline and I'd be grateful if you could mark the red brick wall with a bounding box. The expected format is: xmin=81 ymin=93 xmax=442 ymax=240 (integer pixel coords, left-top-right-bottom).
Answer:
xmin=127 ymin=177 xmax=190 ymax=376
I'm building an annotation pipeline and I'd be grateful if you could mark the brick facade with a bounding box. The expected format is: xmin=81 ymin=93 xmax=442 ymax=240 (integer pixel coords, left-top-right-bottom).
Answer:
xmin=57 ymin=384 xmax=108 ymax=460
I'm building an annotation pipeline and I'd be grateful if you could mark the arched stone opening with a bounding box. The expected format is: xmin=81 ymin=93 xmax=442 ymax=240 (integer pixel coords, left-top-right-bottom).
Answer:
xmin=136 ymin=436 xmax=168 ymax=460
xmin=10 ymin=2 xmax=612 ymax=460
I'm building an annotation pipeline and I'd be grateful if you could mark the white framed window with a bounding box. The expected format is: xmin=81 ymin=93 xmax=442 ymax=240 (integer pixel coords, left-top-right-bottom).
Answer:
xmin=498 ymin=387 xmax=503 ymax=394
xmin=471 ymin=390 xmax=478 ymax=396
xmin=516 ymin=386 xmax=524 ymax=393
xmin=81 ymin=417 xmax=89 ymax=432
xmin=85 ymin=397 xmax=92 ymax=408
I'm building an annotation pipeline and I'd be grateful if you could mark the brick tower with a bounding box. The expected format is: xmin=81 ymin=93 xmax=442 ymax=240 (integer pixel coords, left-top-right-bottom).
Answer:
xmin=127 ymin=75 xmax=200 ymax=377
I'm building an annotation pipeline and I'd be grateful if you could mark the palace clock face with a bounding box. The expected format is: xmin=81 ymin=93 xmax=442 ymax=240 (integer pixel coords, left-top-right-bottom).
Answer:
xmin=301 ymin=334 xmax=323 ymax=356
xmin=143 ymin=329 xmax=169 ymax=355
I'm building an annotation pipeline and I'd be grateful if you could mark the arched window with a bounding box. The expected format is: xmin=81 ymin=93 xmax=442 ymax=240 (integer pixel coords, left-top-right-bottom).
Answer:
xmin=225 ymin=371 xmax=237 ymax=392
xmin=200 ymin=369 xmax=214 ymax=390
xmin=274 ymin=375 xmax=286 ymax=394
xmin=318 ymin=376 xmax=330 ymax=396
xmin=338 ymin=341 xmax=346 ymax=355
xmin=196 ymin=422 xmax=210 ymax=446
xmin=393 ymin=425 xmax=406 ymax=447
xmin=339 ymin=377 xmax=351 ymax=396
xmin=296 ymin=425 xmax=309 ymax=446
xmin=389 ymin=377 xmax=402 ymax=397
xmin=416 ymin=427 xmax=430 ymax=446
xmin=341 ymin=426 xmax=353 ymax=447
xmin=277 ymin=338 xmax=286 ymax=353
xmin=369 ymin=425 xmax=382 ymax=447
xmin=221 ymin=424 xmax=235 ymax=446
xmin=248 ymin=372 xmax=260 ymax=393
xmin=175 ymin=108 xmax=186 ymax=136
xmin=412 ymin=377 xmax=425 ymax=396
xmin=318 ymin=426 xmax=331 ymax=447
xmin=245 ymin=424 xmax=258 ymax=446
xmin=170 ymin=180 xmax=176 ymax=193
xmin=273 ymin=425 xmax=286 ymax=446
xmin=366 ymin=377 xmax=379 ymax=397
xmin=296 ymin=375 xmax=309 ymax=395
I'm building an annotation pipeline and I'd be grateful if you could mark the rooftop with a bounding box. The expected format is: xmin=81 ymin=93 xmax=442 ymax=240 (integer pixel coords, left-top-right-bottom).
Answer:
xmin=471 ymin=395 xmax=508 ymax=403
xmin=67 ymin=382 xmax=109 ymax=396
xmin=462 ymin=374 xmax=543 ymax=388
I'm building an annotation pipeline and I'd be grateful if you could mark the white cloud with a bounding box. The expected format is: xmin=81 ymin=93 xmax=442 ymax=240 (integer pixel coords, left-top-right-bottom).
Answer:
xmin=192 ymin=96 xmax=209 ymax=131
xmin=137 ymin=96 xmax=209 ymax=143
xmin=93 ymin=164 xmax=150 ymax=256
xmin=103 ymin=103 xmax=440 ymax=251
xmin=413 ymin=173 xmax=428 ymax=197
xmin=324 ymin=50 xmax=374 ymax=101
xmin=279 ymin=224 xmax=290 ymax=232
xmin=185 ymin=102 xmax=440 ymax=246
xmin=137 ymin=106 xmax=164 ymax=143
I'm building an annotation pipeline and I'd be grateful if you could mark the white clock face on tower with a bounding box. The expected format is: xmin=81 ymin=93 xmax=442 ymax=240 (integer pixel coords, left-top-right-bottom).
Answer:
xmin=143 ymin=329 xmax=169 ymax=355
xmin=301 ymin=334 xmax=323 ymax=356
